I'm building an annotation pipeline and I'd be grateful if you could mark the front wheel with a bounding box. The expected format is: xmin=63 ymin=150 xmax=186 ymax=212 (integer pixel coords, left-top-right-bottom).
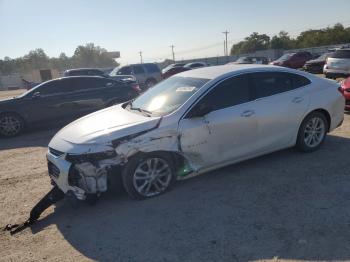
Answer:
xmin=296 ymin=112 xmax=328 ymax=152
xmin=122 ymin=153 xmax=175 ymax=200
xmin=0 ymin=113 xmax=24 ymax=137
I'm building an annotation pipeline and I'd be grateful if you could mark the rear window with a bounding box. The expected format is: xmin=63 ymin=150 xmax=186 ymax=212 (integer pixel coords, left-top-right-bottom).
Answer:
xmin=330 ymin=50 xmax=350 ymax=59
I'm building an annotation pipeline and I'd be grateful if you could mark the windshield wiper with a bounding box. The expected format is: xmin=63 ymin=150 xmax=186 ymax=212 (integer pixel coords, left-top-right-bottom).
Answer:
xmin=130 ymin=106 xmax=152 ymax=116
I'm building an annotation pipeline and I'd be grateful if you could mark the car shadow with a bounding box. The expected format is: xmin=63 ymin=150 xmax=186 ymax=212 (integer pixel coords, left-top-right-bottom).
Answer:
xmin=28 ymin=134 xmax=350 ymax=261
xmin=0 ymin=125 xmax=61 ymax=151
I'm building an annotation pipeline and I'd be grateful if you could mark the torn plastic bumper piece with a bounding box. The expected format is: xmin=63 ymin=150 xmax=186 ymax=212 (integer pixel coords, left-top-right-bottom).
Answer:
xmin=3 ymin=186 xmax=64 ymax=235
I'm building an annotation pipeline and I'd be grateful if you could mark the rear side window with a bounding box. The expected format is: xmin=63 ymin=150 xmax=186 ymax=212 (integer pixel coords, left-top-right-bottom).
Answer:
xmin=252 ymin=72 xmax=294 ymax=98
xmin=133 ymin=65 xmax=145 ymax=74
xmin=197 ymin=75 xmax=251 ymax=112
xmin=71 ymin=78 xmax=105 ymax=91
xmin=144 ymin=64 xmax=160 ymax=73
xmin=330 ymin=50 xmax=350 ymax=59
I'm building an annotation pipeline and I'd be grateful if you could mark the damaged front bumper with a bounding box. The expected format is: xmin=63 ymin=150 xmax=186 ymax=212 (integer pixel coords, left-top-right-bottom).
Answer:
xmin=47 ymin=148 xmax=122 ymax=200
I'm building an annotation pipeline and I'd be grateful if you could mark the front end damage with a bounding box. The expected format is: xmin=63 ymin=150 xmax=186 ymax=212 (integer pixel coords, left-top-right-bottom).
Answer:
xmin=48 ymin=148 xmax=123 ymax=201
xmin=5 ymin=120 xmax=194 ymax=235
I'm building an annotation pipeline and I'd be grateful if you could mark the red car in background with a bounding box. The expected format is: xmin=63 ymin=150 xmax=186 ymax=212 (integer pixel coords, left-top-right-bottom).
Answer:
xmin=270 ymin=52 xmax=313 ymax=69
xmin=340 ymin=77 xmax=350 ymax=110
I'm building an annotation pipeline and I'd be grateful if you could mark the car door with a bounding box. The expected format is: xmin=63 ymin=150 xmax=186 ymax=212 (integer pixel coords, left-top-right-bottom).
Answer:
xmin=24 ymin=79 xmax=74 ymax=123
xmin=249 ymin=72 xmax=310 ymax=153
xmin=65 ymin=77 xmax=110 ymax=116
xmin=178 ymin=74 xmax=258 ymax=170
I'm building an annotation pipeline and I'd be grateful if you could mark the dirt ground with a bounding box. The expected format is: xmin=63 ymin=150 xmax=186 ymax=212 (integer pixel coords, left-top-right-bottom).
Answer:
xmin=0 ymin=89 xmax=26 ymax=100
xmin=1 ymin=89 xmax=350 ymax=261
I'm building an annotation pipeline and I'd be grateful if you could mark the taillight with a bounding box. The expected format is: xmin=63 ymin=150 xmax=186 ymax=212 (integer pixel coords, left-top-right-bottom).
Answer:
xmin=131 ymin=83 xmax=141 ymax=93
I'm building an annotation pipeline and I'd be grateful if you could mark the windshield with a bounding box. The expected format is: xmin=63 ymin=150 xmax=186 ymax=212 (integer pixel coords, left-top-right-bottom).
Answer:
xmin=276 ymin=53 xmax=294 ymax=61
xmin=129 ymin=76 xmax=209 ymax=116
xmin=109 ymin=67 xmax=120 ymax=76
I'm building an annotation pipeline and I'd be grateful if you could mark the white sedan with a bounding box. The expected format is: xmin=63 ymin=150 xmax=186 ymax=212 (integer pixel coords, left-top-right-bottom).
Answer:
xmin=47 ymin=64 xmax=345 ymax=201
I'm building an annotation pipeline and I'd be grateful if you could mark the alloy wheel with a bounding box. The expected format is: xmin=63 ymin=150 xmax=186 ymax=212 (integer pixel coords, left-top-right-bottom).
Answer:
xmin=303 ymin=116 xmax=325 ymax=148
xmin=132 ymin=158 xmax=172 ymax=197
xmin=0 ymin=115 xmax=21 ymax=136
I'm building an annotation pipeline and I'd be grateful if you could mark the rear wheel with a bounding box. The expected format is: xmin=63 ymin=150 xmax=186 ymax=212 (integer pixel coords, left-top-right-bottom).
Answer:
xmin=145 ymin=79 xmax=157 ymax=89
xmin=296 ymin=112 xmax=328 ymax=152
xmin=122 ymin=153 xmax=175 ymax=200
xmin=0 ymin=113 xmax=24 ymax=137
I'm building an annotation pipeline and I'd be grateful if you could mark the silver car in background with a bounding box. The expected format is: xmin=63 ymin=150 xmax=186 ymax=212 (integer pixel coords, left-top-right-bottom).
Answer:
xmin=47 ymin=65 xmax=344 ymax=201
xmin=324 ymin=48 xmax=350 ymax=79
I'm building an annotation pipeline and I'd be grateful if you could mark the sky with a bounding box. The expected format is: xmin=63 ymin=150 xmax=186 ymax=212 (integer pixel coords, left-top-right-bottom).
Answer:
xmin=1 ymin=0 xmax=350 ymax=65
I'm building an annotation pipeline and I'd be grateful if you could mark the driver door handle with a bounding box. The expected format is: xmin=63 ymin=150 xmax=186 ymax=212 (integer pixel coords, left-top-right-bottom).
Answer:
xmin=292 ymin=97 xmax=304 ymax=103
xmin=241 ymin=110 xmax=255 ymax=117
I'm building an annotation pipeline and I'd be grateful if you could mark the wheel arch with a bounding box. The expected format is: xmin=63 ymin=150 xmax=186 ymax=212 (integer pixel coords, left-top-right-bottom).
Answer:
xmin=310 ymin=108 xmax=331 ymax=132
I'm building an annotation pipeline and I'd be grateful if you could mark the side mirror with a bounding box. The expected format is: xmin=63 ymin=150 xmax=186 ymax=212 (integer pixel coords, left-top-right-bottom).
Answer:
xmin=32 ymin=92 xmax=41 ymax=98
xmin=189 ymin=104 xmax=212 ymax=118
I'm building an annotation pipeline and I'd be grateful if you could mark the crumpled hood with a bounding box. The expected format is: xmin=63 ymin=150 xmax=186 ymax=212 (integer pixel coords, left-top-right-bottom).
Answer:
xmin=49 ymin=104 xmax=161 ymax=152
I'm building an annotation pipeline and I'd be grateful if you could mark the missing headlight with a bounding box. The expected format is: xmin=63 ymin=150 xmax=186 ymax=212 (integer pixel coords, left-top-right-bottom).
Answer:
xmin=66 ymin=150 xmax=117 ymax=164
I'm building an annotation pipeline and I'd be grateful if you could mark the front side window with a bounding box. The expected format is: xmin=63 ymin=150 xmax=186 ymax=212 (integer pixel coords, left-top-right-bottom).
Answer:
xmin=129 ymin=76 xmax=209 ymax=116
xmin=191 ymin=75 xmax=252 ymax=113
xmin=36 ymin=79 xmax=71 ymax=95
xmin=118 ymin=66 xmax=132 ymax=75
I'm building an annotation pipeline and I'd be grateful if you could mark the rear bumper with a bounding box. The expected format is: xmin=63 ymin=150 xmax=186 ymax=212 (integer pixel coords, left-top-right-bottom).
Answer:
xmin=324 ymin=68 xmax=350 ymax=78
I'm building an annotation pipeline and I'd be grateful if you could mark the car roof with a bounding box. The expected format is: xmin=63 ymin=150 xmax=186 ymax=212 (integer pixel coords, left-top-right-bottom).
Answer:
xmin=177 ymin=64 xmax=307 ymax=80
xmin=65 ymin=68 xmax=102 ymax=72
xmin=56 ymin=76 xmax=108 ymax=80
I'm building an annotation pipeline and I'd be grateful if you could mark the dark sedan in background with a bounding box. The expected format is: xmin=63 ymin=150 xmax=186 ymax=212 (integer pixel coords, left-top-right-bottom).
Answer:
xmin=0 ymin=76 xmax=141 ymax=137
xmin=303 ymin=52 xmax=332 ymax=74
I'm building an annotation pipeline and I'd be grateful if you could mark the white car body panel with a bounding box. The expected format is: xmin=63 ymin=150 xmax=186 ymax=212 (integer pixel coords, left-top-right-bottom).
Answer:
xmin=47 ymin=65 xmax=345 ymax=199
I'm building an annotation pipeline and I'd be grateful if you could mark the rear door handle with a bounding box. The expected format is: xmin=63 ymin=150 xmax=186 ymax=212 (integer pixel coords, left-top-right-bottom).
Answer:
xmin=241 ymin=110 xmax=255 ymax=117
xmin=292 ymin=97 xmax=304 ymax=103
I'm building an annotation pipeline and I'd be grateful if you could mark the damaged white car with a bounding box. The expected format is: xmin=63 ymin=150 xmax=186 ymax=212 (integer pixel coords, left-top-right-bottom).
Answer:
xmin=47 ymin=64 xmax=345 ymax=201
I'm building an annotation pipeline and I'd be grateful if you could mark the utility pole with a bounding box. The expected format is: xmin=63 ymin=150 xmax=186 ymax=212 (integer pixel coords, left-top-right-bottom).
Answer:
xmin=222 ymin=30 xmax=229 ymax=56
xmin=170 ymin=45 xmax=175 ymax=62
xmin=139 ymin=51 xmax=143 ymax=64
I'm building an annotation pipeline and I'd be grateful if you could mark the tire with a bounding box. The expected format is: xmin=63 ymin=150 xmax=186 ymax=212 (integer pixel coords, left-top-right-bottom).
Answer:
xmin=296 ymin=111 xmax=328 ymax=152
xmin=122 ymin=153 xmax=176 ymax=200
xmin=145 ymin=79 xmax=157 ymax=89
xmin=0 ymin=113 xmax=24 ymax=137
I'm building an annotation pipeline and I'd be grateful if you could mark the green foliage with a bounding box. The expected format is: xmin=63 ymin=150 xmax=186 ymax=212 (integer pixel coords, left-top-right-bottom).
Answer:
xmin=0 ymin=43 xmax=118 ymax=75
xmin=230 ymin=23 xmax=350 ymax=55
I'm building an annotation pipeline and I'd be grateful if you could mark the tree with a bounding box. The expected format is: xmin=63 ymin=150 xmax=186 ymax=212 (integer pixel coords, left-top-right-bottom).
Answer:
xmin=72 ymin=43 xmax=117 ymax=68
xmin=270 ymin=31 xmax=295 ymax=49
xmin=231 ymin=32 xmax=270 ymax=55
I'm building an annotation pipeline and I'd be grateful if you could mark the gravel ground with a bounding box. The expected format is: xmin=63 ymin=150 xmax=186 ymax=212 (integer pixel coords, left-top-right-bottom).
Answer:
xmin=0 ymin=89 xmax=350 ymax=261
